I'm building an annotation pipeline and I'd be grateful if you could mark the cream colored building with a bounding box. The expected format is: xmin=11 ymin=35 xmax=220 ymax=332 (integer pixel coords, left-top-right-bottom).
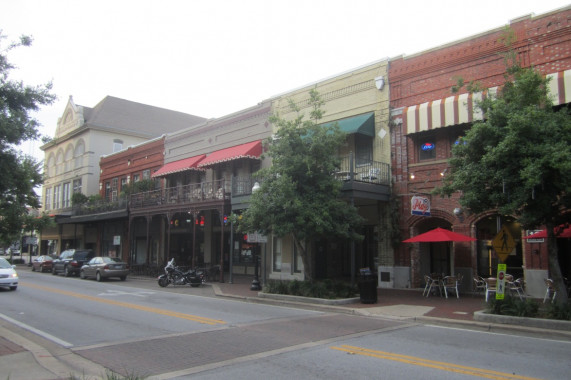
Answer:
xmin=265 ymin=59 xmax=393 ymax=282
xmin=39 ymin=96 xmax=206 ymax=255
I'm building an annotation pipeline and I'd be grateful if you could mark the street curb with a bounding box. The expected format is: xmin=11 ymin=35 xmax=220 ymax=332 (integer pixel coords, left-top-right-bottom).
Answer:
xmin=473 ymin=310 xmax=571 ymax=331
xmin=212 ymin=283 xmax=571 ymax=335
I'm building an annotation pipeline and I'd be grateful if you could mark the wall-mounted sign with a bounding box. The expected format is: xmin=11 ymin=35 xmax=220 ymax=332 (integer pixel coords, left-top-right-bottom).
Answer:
xmin=113 ymin=235 xmax=121 ymax=245
xmin=411 ymin=196 xmax=431 ymax=216
xmin=247 ymin=231 xmax=267 ymax=243
xmin=421 ymin=142 xmax=435 ymax=151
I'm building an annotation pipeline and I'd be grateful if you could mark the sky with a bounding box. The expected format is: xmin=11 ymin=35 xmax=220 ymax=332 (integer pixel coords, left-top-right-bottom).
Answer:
xmin=2 ymin=0 xmax=570 ymax=161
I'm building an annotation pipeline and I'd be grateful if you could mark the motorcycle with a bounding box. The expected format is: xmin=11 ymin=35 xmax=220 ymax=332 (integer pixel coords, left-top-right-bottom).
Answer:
xmin=157 ymin=258 xmax=203 ymax=288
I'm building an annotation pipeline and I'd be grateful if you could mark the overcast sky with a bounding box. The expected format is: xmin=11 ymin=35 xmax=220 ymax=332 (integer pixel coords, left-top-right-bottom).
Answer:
xmin=2 ymin=0 xmax=570 ymax=160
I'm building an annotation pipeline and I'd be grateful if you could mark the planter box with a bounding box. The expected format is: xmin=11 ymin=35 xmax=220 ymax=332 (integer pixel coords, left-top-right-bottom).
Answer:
xmin=474 ymin=311 xmax=571 ymax=331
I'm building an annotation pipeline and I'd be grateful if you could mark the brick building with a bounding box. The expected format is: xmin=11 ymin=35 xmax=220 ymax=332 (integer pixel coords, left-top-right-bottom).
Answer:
xmin=388 ymin=6 xmax=571 ymax=296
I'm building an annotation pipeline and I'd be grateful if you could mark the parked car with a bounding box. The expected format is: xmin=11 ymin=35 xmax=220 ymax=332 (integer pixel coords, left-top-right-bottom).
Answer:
xmin=7 ymin=246 xmax=21 ymax=256
xmin=52 ymin=249 xmax=95 ymax=277
xmin=0 ymin=257 xmax=18 ymax=290
xmin=80 ymin=256 xmax=129 ymax=282
xmin=31 ymin=255 xmax=55 ymax=273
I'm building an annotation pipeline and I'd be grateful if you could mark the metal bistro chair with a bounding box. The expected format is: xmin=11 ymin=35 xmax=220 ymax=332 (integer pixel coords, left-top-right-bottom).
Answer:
xmin=485 ymin=277 xmax=497 ymax=302
xmin=423 ymin=275 xmax=432 ymax=297
xmin=543 ymin=278 xmax=557 ymax=303
xmin=425 ymin=273 xmax=443 ymax=297
xmin=473 ymin=276 xmax=486 ymax=296
xmin=442 ymin=273 xmax=463 ymax=299
xmin=509 ymin=278 xmax=526 ymax=301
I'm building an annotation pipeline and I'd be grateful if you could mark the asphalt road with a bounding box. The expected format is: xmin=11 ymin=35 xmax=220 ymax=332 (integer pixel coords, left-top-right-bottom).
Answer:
xmin=2 ymin=270 xmax=570 ymax=379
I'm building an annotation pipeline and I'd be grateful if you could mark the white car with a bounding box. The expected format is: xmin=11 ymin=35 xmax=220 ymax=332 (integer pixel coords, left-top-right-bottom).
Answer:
xmin=0 ymin=257 xmax=18 ymax=290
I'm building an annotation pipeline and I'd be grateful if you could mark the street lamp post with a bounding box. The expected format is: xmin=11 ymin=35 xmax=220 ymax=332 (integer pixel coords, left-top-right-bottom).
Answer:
xmin=250 ymin=181 xmax=262 ymax=291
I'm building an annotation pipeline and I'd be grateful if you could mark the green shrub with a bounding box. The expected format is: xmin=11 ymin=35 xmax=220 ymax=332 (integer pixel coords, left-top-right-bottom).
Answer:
xmin=542 ymin=302 xmax=571 ymax=321
xmin=486 ymin=294 xmax=539 ymax=318
xmin=263 ymin=279 xmax=358 ymax=299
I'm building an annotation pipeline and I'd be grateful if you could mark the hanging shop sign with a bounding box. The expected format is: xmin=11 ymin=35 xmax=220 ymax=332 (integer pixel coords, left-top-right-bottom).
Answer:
xmin=411 ymin=196 xmax=431 ymax=216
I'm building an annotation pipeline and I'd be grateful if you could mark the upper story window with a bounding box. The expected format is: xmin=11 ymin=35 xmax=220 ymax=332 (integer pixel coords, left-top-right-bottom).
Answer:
xmin=73 ymin=179 xmax=82 ymax=193
xmin=113 ymin=139 xmax=123 ymax=153
xmin=44 ymin=187 xmax=52 ymax=210
xmin=418 ymin=141 xmax=436 ymax=161
xmin=142 ymin=169 xmax=151 ymax=180
xmin=74 ymin=140 xmax=85 ymax=168
xmin=355 ymin=135 xmax=373 ymax=166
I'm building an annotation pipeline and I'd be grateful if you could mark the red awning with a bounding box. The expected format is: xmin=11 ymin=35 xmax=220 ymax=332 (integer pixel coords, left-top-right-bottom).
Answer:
xmin=523 ymin=225 xmax=571 ymax=239
xmin=152 ymin=154 xmax=206 ymax=177
xmin=197 ymin=140 xmax=262 ymax=168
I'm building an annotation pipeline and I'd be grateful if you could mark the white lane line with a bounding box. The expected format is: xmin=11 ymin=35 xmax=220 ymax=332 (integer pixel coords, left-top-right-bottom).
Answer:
xmin=0 ymin=313 xmax=74 ymax=348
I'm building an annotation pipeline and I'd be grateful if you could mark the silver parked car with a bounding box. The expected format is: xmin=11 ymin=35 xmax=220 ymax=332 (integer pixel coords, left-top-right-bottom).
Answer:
xmin=0 ymin=257 xmax=18 ymax=290
xmin=80 ymin=257 xmax=129 ymax=282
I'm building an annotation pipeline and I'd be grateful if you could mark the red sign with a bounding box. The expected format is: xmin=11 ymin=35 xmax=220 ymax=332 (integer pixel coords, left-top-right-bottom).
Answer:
xmin=411 ymin=196 xmax=431 ymax=216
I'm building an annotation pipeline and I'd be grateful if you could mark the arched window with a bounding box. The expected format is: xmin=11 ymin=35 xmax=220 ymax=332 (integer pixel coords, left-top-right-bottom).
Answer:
xmin=55 ymin=150 xmax=64 ymax=175
xmin=46 ymin=154 xmax=56 ymax=178
xmin=74 ymin=140 xmax=85 ymax=169
xmin=64 ymin=145 xmax=74 ymax=172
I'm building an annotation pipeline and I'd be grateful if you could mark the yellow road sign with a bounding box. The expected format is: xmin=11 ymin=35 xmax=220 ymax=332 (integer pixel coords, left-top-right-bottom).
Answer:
xmin=492 ymin=226 xmax=515 ymax=262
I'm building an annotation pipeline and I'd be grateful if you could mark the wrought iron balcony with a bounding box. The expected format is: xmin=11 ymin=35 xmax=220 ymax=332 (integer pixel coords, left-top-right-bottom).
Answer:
xmin=129 ymin=179 xmax=229 ymax=210
xmin=334 ymin=155 xmax=390 ymax=185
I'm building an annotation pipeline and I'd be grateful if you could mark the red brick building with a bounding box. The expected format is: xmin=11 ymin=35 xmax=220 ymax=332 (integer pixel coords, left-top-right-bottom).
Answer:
xmin=388 ymin=7 xmax=571 ymax=297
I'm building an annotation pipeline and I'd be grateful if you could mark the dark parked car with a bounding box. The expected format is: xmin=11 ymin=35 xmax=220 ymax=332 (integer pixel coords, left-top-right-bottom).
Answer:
xmin=80 ymin=257 xmax=129 ymax=282
xmin=31 ymin=255 xmax=55 ymax=272
xmin=52 ymin=249 xmax=95 ymax=277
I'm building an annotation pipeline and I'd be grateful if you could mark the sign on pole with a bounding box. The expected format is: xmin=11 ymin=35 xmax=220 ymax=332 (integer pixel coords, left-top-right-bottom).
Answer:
xmin=496 ymin=263 xmax=507 ymax=300
xmin=492 ymin=226 xmax=515 ymax=263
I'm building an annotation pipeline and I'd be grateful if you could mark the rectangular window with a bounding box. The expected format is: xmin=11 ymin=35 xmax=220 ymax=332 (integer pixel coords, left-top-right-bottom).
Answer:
xmin=293 ymin=243 xmax=303 ymax=273
xmin=73 ymin=179 xmax=82 ymax=193
xmin=355 ymin=135 xmax=373 ymax=166
xmin=113 ymin=139 xmax=123 ymax=153
xmin=419 ymin=141 xmax=436 ymax=161
xmin=53 ymin=185 xmax=61 ymax=209
xmin=133 ymin=174 xmax=140 ymax=183
xmin=121 ymin=177 xmax=128 ymax=193
xmin=44 ymin=188 xmax=51 ymax=210
xmin=142 ymin=170 xmax=151 ymax=180
xmin=62 ymin=182 xmax=71 ymax=208
xmin=273 ymin=237 xmax=282 ymax=271
xmin=105 ymin=182 xmax=112 ymax=200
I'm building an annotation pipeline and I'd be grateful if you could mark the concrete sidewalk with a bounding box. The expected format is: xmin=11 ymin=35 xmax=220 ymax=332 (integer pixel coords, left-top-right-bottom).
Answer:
xmin=2 ymin=268 xmax=569 ymax=380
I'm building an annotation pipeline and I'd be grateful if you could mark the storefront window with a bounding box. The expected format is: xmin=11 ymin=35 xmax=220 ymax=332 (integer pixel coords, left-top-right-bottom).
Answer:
xmin=273 ymin=237 xmax=282 ymax=271
xmin=293 ymin=243 xmax=303 ymax=273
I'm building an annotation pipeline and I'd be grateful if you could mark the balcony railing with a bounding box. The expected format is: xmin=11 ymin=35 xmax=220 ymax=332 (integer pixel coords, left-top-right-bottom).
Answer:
xmin=335 ymin=155 xmax=390 ymax=185
xmin=130 ymin=179 xmax=228 ymax=209
xmin=232 ymin=176 xmax=260 ymax=197
xmin=72 ymin=198 xmax=128 ymax=216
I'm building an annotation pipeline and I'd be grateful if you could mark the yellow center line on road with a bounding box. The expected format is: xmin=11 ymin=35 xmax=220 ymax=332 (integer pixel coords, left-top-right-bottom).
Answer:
xmin=22 ymin=283 xmax=226 ymax=326
xmin=331 ymin=345 xmax=541 ymax=380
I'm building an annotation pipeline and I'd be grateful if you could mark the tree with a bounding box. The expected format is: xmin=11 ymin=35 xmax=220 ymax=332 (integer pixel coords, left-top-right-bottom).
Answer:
xmin=437 ymin=63 xmax=571 ymax=302
xmin=0 ymin=31 xmax=56 ymax=244
xmin=238 ymin=90 xmax=364 ymax=281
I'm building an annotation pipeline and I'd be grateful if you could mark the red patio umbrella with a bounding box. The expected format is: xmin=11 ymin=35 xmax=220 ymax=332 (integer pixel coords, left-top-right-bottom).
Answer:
xmin=523 ymin=225 xmax=571 ymax=239
xmin=403 ymin=227 xmax=477 ymax=243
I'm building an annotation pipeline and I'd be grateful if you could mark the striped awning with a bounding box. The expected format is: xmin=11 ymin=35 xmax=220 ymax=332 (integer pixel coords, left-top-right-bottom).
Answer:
xmin=403 ymin=69 xmax=571 ymax=135
xmin=152 ymin=154 xmax=206 ymax=177
xmin=197 ymin=140 xmax=262 ymax=168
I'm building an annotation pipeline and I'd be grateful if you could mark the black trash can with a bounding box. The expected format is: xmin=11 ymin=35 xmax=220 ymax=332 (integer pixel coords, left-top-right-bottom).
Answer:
xmin=358 ymin=273 xmax=378 ymax=304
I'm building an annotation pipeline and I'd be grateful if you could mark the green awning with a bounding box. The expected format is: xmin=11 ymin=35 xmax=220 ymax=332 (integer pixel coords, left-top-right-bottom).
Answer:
xmin=322 ymin=112 xmax=375 ymax=137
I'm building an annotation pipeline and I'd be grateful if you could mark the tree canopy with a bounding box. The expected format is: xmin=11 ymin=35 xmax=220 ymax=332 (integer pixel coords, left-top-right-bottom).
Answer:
xmin=238 ymin=90 xmax=364 ymax=279
xmin=0 ymin=31 xmax=56 ymax=244
xmin=437 ymin=63 xmax=571 ymax=301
